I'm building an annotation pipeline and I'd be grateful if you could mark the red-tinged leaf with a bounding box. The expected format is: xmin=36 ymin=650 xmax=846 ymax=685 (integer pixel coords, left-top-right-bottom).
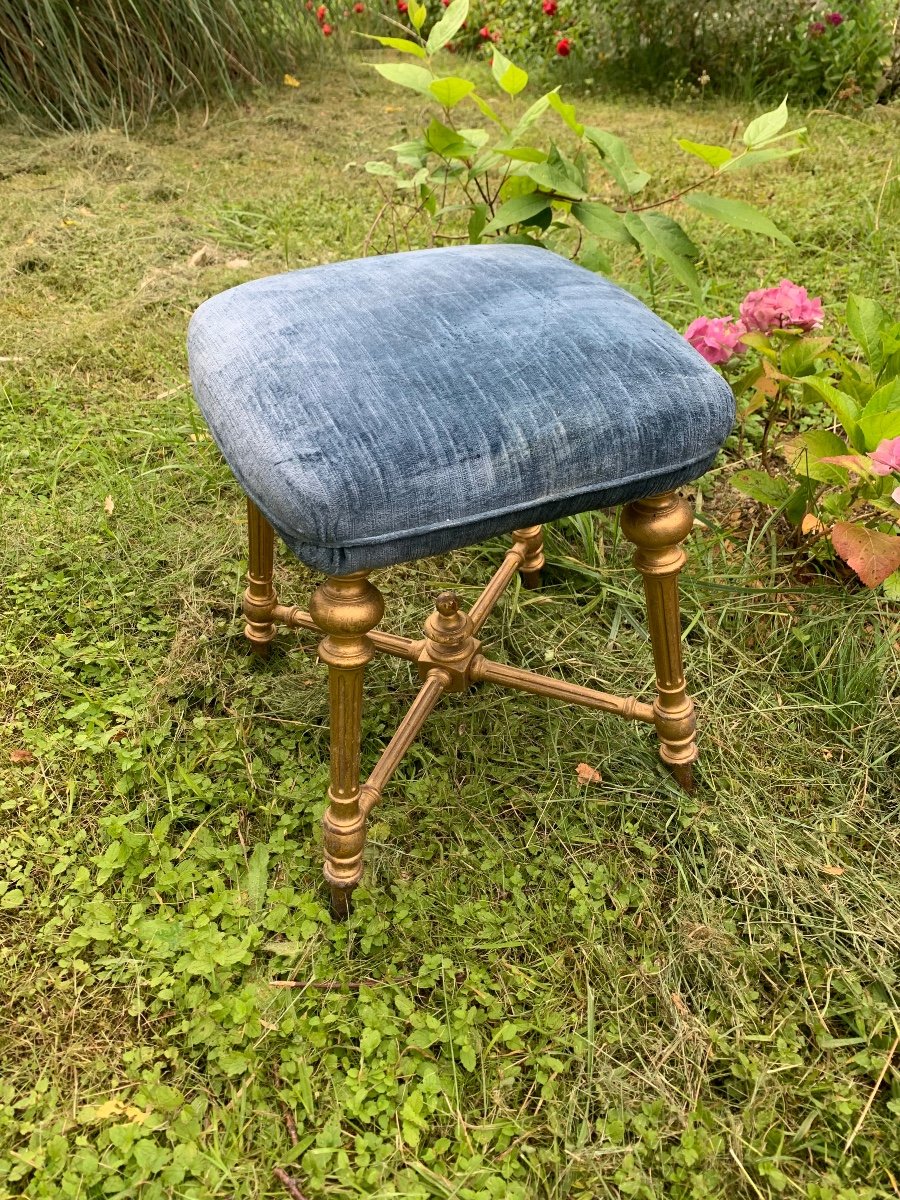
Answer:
xmin=10 ymin=749 xmax=35 ymax=764
xmin=575 ymin=762 xmax=602 ymax=786
xmin=831 ymin=522 xmax=900 ymax=588
xmin=819 ymin=454 xmax=876 ymax=476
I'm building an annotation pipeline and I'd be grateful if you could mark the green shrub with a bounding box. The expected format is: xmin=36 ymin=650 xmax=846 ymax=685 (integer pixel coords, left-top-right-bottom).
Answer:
xmin=0 ymin=0 xmax=317 ymax=131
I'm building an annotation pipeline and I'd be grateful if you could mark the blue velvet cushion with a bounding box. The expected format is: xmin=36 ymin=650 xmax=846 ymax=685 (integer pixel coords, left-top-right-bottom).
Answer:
xmin=188 ymin=245 xmax=734 ymax=575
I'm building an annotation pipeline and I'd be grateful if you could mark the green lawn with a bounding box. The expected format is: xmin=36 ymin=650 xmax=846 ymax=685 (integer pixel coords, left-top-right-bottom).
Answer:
xmin=1 ymin=68 xmax=898 ymax=1199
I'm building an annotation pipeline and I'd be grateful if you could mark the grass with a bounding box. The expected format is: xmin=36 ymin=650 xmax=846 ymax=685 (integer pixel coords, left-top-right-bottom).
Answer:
xmin=0 ymin=0 xmax=319 ymax=131
xmin=1 ymin=67 xmax=899 ymax=1199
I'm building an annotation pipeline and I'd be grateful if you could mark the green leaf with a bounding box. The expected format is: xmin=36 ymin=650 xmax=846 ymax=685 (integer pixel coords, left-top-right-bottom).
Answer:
xmin=491 ymin=48 xmax=528 ymax=95
xmin=370 ymin=62 xmax=433 ymax=94
xmin=245 ymin=843 xmax=269 ymax=911
xmin=785 ymin=477 xmax=816 ymax=527
xmin=570 ymin=201 xmax=633 ymax=245
xmin=470 ymin=92 xmax=507 ymax=128
xmin=857 ymin=378 xmax=900 ymax=450
xmin=583 ymin=127 xmax=650 ymax=195
xmin=742 ymin=97 xmax=789 ymax=148
xmin=622 ymin=211 xmax=700 ymax=300
xmin=408 ymin=0 xmax=427 ymax=30
xmin=846 ymin=294 xmax=888 ymax=375
xmin=424 ymin=117 xmax=476 ymax=158
xmin=637 ymin=211 xmax=699 ymax=260
xmin=468 ymin=203 xmax=487 ymax=243
xmin=883 ymin=569 xmax=900 ymax=600
xmin=429 ymin=76 xmax=475 ymax=107
xmin=459 ymin=1044 xmax=477 ymax=1071
xmin=781 ymin=336 xmax=831 ymax=379
xmin=676 ymin=139 xmax=732 ymax=169
xmin=720 ymin=146 xmax=802 ymax=173
xmin=483 ymin=192 xmax=551 ymax=234
xmin=496 ymin=146 xmax=547 ymax=163
xmin=577 ymin=236 xmax=612 ymax=274
xmin=523 ymin=159 xmax=586 ymax=200
xmin=788 ymin=430 xmax=851 ymax=485
xmin=682 ymin=192 xmax=792 ymax=245
xmin=359 ymin=33 xmax=426 ymax=57
xmin=803 ymin=377 xmax=863 ymax=448
xmin=426 ymin=0 xmax=468 ymax=53
xmin=548 ymin=90 xmax=583 ymax=135
xmin=731 ymin=469 xmax=791 ymax=507
xmin=365 ymin=160 xmax=400 ymax=177
xmin=506 ymin=92 xmax=551 ymax=143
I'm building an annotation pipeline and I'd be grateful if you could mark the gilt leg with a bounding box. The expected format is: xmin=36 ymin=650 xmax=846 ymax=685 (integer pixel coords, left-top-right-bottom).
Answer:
xmin=243 ymin=498 xmax=277 ymax=656
xmin=513 ymin=525 xmax=544 ymax=589
xmin=621 ymin=492 xmax=698 ymax=793
xmin=309 ymin=572 xmax=385 ymax=916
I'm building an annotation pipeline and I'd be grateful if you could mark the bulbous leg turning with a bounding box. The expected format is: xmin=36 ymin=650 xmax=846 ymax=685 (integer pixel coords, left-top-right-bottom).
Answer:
xmin=621 ymin=492 xmax=699 ymax=793
xmin=513 ymin=525 xmax=544 ymax=589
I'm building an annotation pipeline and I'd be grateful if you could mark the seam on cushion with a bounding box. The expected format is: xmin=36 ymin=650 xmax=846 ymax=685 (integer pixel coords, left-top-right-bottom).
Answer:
xmin=305 ymin=448 xmax=720 ymax=551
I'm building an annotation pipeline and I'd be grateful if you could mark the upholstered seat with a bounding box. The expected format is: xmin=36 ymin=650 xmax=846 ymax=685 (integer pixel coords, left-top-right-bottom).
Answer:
xmin=188 ymin=244 xmax=733 ymax=575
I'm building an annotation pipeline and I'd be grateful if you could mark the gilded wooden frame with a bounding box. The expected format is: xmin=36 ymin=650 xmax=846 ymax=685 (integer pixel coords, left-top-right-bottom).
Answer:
xmin=242 ymin=493 xmax=698 ymax=914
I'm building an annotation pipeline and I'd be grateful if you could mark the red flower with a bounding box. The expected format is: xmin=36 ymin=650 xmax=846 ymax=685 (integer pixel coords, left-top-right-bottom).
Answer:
xmin=442 ymin=0 xmax=451 ymax=6
xmin=490 ymin=29 xmax=500 ymax=40
xmin=479 ymin=24 xmax=491 ymax=38
xmin=354 ymin=2 xmax=364 ymax=10
xmin=397 ymin=0 xmax=408 ymax=9
xmin=825 ymin=10 xmax=844 ymax=24
xmin=542 ymin=0 xmax=557 ymax=13
xmin=316 ymin=4 xmax=326 ymax=18
xmin=807 ymin=19 xmax=825 ymax=36
xmin=556 ymin=36 xmax=571 ymax=55
xmin=321 ymin=21 xmax=333 ymax=33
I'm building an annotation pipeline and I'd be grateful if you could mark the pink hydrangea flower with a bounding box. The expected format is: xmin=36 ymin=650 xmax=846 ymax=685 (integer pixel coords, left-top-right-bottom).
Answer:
xmin=869 ymin=436 xmax=900 ymax=476
xmin=684 ymin=316 xmax=748 ymax=365
xmin=739 ymin=280 xmax=824 ymax=334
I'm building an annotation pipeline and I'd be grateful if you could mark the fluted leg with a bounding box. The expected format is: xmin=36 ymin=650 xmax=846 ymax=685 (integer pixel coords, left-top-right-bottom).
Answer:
xmin=243 ymin=499 xmax=277 ymax=656
xmin=309 ymin=572 xmax=385 ymax=917
xmin=513 ymin=525 xmax=544 ymax=589
xmin=621 ymin=492 xmax=698 ymax=793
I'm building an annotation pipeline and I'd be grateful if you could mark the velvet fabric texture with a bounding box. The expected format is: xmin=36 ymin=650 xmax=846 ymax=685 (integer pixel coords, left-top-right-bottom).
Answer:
xmin=188 ymin=245 xmax=734 ymax=574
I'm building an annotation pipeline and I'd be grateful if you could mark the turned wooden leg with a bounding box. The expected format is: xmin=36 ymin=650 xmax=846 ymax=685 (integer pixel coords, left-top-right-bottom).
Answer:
xmin=243 ymin=498 xmax=277 ymax=656
xmin=620 ymin=492 xmax=698 ymax=793
xmin=309 ymin=572 xmax=385 ymax=917
xmin=513 ymin=525 xmax=544 ymax=589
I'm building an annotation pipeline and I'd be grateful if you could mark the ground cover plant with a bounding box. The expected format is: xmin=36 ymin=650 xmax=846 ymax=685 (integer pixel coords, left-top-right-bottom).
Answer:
xmin=1 ymin=65 xmax=899 ymax=1200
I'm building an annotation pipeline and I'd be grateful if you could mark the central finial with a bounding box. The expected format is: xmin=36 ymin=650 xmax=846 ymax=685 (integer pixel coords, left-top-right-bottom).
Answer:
xmin=436 ymin=590 xmax=459 ymax=617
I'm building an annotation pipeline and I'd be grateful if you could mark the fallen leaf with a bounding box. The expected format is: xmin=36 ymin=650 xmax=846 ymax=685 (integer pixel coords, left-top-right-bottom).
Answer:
xmin=283 ymin=73 xmax=301 ymax=87
xmin=103 ymin=494 xmax=114 ymax=515
xmin=819 ymin=864 xmax=845 ymax=877
xmin=831 ymin=522 xmax=900 ymax=588
xmin=187 ymin=245 xmax=214 ymax=268
xmin=225 ymin=256 xmax=251 ymax=269
xmin=801 ymin=513 xmax=825 ymax=536
xmin=671 ymin=991 xmax=690 ymax=1017
xmin=575 ymin=762 xmax=602 ymax=786
xmin=10 ymin=749 xmax=35 ymax=764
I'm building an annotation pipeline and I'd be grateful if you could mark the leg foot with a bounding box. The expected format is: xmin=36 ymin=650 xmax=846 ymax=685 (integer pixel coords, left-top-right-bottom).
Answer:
xmin=243 ymin=499 xmax=277 ymax=656
xmin=621 ymin=492 xmax=699 ymax=789
xmin=513 ymin=525 xmax=544 ymax=589
xmin=310 ymin=572 xmax=385 ymax=915
xmin=668 ymin=761 xmax=695 ymax=795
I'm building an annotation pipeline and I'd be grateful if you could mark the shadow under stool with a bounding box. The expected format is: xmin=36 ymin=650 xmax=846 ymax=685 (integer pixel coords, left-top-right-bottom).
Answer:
xmin=187 ymin=244 xmax=734 ymax=916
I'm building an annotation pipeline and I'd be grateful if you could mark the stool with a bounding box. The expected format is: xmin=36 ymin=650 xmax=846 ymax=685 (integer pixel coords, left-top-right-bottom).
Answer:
xmin=188 ymin=245 xmax=733 ymax=915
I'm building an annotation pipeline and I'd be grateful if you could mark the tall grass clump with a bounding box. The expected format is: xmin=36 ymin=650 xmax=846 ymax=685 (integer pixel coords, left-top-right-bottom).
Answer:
xmin=0 ymin=0 xmax=317 ymax=131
